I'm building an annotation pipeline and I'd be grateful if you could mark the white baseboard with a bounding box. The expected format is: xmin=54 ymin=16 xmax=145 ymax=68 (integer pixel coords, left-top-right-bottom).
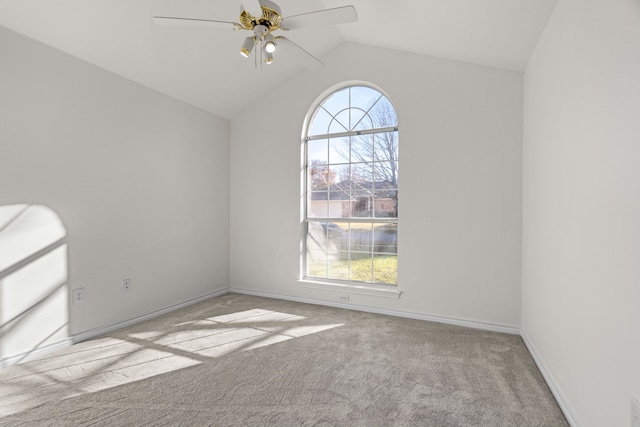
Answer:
xmin=229 ymin=286 xmax=520 ymax=335
xmin=1 ymin=287 xmax=517 ymax=370
xmin=521 ymin=330 xmax=581 ymax=427
xmin=0 ymin=337 xmax=74 ymax=369
xmin=73 ymin=288 xmax=228 ymax=343
xmin=0 ymin=288 xmax=229 ymax=369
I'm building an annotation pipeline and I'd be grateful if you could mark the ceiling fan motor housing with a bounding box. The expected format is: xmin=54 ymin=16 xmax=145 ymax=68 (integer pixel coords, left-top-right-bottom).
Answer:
xmin=253 ymin=24 xmax=268 ymax=38
xmin=240 ymin=5 xmax=283 ymax=33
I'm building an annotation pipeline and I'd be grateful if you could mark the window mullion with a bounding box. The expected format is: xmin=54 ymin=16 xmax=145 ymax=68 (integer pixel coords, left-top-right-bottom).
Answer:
xmin=306 ymin=126 xmax=398 ymax=141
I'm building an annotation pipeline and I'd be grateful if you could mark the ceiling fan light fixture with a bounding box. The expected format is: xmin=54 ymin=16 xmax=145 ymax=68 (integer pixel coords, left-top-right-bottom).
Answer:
xmin=264 ymin=34 xmax=277 ymax=53
xmin=239 ymin=36 xmax=255 ymax=58
xmin=265 ymin=51 xmax=274 ymax=64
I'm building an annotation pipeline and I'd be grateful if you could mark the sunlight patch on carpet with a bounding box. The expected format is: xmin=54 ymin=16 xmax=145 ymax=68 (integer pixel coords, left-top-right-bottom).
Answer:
xmin=0 ymin=308 xmax=344 ymax=417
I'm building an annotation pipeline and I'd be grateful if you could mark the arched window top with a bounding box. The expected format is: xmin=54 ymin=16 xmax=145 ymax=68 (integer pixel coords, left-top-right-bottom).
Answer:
xmin=308 ymin=86 xmax=398 ymax=137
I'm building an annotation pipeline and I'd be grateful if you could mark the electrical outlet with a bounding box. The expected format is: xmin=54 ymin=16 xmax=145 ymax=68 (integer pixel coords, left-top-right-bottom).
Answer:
xmin=339 ymin=294 xmax=349 ymax=303
xmin=122 ymin=278 xmax=131 ymax=291
xmin=632 ymin=397 xmax=640 ymax=427
xmin=72 ymin=288 xmax=84 ymax=304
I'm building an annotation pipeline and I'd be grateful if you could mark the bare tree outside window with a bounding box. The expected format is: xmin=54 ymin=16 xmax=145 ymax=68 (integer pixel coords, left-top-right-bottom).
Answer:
xmin=348 ymin=97 xmax=398 ymax=185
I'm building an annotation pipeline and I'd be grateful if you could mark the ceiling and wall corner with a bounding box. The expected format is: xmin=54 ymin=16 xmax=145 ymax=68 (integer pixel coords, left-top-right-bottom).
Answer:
xmin=321 ymin=0 xmax=558 ymax=72
xmin=0 ymin=0 xmax=557 ymax=119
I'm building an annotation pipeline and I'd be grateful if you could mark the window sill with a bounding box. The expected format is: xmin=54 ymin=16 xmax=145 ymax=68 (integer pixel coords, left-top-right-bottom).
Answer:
xmin=298 ymin=279 xmax=402 ymax=299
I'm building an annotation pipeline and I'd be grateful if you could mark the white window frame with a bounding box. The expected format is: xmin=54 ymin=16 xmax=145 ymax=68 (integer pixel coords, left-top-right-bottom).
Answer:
xmin=299 ymin=84 xmax=400 ymax=295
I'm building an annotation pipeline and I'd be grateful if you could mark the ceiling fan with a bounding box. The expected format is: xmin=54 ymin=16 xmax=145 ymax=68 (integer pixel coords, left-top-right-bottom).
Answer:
xmin=153 ymin=0 xmax=358 ymax=70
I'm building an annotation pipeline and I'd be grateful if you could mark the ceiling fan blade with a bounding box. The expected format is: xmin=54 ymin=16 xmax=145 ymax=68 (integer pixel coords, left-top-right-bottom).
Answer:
xmin=240 ymin=0 xmax=263 ymax=17
xmin=277 ymin=37 xmax=324 ymax=71
xmin=282 ymin=6 xmax=357 ymax=30
xmin=153 ymin=16 xmax=240 ymax=29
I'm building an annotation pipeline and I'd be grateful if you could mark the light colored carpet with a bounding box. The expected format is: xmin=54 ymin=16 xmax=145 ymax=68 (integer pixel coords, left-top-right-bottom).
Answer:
xmin=0 ymin=293 xmax=567 ymax=426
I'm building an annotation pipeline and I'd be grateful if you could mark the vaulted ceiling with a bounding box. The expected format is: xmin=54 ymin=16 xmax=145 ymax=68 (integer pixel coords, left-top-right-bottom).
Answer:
xmin=0 ymin=0 xmax=557 ymax=119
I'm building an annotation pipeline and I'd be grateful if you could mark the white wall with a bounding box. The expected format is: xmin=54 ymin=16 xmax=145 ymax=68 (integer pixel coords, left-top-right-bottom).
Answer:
xmin=522 ymin=0 xmax=640 ymax=425
xmin=0 ymin=26 xmax=230 ymax=358
xmin=230 ymin=42 xmax=523 ymax=329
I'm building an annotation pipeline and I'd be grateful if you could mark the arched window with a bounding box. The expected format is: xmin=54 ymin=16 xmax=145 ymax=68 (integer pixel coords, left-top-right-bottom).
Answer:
xmin=304 ymin=85 xmax=398 ymax=285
